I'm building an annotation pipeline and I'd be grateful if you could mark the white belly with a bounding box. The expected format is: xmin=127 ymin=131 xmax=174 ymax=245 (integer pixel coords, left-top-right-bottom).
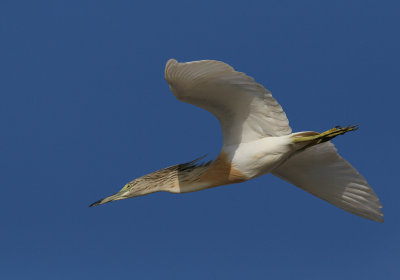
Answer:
xmin=222 ymin=136 xmax=295 ymax=179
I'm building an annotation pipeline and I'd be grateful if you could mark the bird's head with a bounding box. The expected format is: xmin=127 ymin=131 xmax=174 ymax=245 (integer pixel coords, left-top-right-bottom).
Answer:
xmin=89 ymin=179 xmax=159 ymax=207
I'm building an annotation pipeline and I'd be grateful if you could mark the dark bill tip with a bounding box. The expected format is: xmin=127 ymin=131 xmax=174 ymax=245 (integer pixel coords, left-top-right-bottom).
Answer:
xmin=88 ymin=199 xmax=103 ymax=207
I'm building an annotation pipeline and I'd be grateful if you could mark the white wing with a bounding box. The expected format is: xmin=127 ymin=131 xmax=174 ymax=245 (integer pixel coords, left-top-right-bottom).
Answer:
xmin=272 ymin=142 xmax=383 ymax=222
xmin=165 ymin=59 xmax=291 ymax=145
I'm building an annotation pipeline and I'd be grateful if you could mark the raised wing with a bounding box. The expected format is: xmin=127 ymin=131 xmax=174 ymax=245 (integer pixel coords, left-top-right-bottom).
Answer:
xmin=272 ymin=142 xmax=383 ymax=222
xmin=165 ymin=59 xmax=291 ymax=146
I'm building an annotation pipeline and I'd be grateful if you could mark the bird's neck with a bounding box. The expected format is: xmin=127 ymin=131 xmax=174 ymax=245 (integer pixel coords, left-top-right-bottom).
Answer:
xmin=173 ymin=152 xmax=248 ymax=193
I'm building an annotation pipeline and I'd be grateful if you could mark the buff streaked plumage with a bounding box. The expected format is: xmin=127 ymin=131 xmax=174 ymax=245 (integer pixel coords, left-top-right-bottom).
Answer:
xmin=90 ymin=59 xmax=383 ymax=223
xmin=89 ymin=155 xmax=212 ymax=207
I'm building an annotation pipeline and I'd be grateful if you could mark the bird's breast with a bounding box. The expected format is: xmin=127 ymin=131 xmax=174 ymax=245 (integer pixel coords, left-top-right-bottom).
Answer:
xmin=197 ymin=152 xmax=248 ymax=187
xmin=226 ymin=136 xmax=295 ymax=179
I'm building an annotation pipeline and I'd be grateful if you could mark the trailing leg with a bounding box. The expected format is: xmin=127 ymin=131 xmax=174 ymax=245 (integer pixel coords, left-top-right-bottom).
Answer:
xmin=292 ymin=125 xmax=359 ymax=149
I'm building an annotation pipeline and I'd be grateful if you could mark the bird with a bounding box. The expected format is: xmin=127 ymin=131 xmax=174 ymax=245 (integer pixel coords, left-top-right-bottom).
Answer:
xmin=89 ymin=59 xmax=383 ymax=222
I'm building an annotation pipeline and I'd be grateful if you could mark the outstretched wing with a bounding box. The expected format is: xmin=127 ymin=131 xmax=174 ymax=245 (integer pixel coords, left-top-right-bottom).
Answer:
xmin=165 ymin=59 xmax=291 ymax=146
xmin=272 ymin=142 xmax=384 ymax=222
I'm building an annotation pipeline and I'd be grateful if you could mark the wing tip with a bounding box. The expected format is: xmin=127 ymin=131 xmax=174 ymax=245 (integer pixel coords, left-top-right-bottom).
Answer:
xmin=376 ymin=216 xmax=384 ymax=223
xmin=367 ymin=213 xmax=384 ymax=223
xmin=372 ymin=207 xmax=384 ymax=223
xmin=166 ymin=58 xmax=178 ymax=68
xmin=165 ymin=59 xmax=178 ymax=78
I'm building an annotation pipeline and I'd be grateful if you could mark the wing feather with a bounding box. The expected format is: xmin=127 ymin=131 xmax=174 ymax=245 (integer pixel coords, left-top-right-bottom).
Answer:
xmin=165 ymin=59 xmax=291 ymax=145
xmin=272 ymin=142 xmax=383 ymax=222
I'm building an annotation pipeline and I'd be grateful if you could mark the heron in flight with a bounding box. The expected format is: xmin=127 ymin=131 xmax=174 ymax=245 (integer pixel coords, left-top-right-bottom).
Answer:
xmin=90 ymin=59 xmax=383 ymax=222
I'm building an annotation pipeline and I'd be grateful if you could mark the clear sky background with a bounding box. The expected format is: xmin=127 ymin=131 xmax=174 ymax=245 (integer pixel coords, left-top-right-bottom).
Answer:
xmin=1 ymin=0 xmax=399 ymax=279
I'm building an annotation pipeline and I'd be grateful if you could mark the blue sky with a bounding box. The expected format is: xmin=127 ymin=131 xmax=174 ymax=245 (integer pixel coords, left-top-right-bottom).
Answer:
xmin=1 ymin=0 xmax=399 ymax=279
